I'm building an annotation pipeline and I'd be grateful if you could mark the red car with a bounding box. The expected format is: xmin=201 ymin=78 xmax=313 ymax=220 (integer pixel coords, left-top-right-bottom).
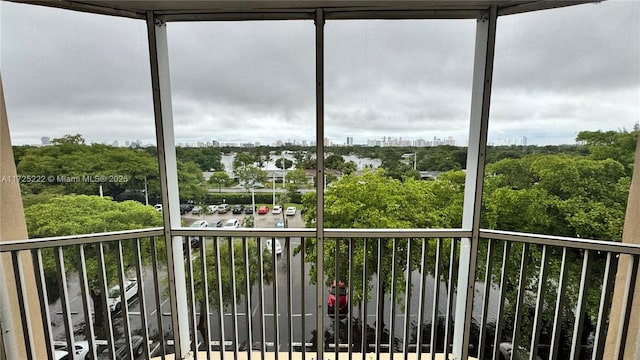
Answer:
xmin=257 ymin=205 xmax=270 ymax=214
xmin=327 ymin=280 xmax=348 ymax=316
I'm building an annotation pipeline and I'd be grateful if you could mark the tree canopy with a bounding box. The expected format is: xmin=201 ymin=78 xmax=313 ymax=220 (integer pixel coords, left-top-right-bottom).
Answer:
xmin=24 ymin=195 xmax=163 ymax=334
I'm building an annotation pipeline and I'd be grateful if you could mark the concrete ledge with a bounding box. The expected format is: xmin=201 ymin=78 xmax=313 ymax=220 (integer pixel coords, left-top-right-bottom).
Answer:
xmin=152 ymin=352 xmax=470 ymax=360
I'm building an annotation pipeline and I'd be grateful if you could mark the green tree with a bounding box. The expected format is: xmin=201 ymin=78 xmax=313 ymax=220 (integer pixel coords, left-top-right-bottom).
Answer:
xmin=235 ymin=164 xmax=268 ymax=192
xmin=284 ymin=168 xmax=308 ymax=197
xmin=341 ymin=160 xmax=358 ymax=175
xmin=324 ymin=154 xmax=345 ymax=171
xmin=232 ymin=152 xmax=255 ymax=172
xmin=576 ymin=128 xmax=638 ymax=176
xmin=51 ymin=133 xmax=86 ymax=145
xmin=177 ymin=161 xmax=208 ymax=201
xmin=275 ymin=157 xmax=294 ymax=170
xmin=208 ymin=171 xmax=232 ymax=193
xmin=175 ymin=146 xmax=223 ymax=172
xmin=23 ymin=195 xmax=163 ymax=335
xmin=299 ymin=169 xmax=460 ymax=326
xmin=17 ymin=142 xmax=158 ymax=198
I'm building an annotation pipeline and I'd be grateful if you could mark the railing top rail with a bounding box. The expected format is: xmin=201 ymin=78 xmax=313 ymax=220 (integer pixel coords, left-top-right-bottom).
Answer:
xmin=172 ymin=227 xmax=315 ymax=238
xmin=325 ymin=228 xmax=471 ymax=238
xmin=0 ymin=227 xmax=164 ymax=252
xmin=173 ymin=227 xmax=470 ymax=238
xmin=3 ymin=226 xmax=639 ymax=256
xmin=481 ymin=229 xmax=640 ymax=256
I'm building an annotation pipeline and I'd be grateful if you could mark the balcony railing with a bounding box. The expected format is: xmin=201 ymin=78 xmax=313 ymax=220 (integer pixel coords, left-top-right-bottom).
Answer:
xmin=1 ymin=227 xmax=639 ymax=360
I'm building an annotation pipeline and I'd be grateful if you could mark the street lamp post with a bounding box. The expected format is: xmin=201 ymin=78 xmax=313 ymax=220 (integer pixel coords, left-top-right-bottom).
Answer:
xmin=251 ymin=186 xmax=256 ymax=228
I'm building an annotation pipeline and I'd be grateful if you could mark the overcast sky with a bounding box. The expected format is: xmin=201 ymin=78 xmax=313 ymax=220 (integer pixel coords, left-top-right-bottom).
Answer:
xmin=1 ymin=1 xmax=638 ymax=146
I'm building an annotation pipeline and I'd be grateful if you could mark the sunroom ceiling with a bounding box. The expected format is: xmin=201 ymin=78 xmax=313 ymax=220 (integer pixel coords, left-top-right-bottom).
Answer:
xmin=9 ymin=0 xmax=599 ymax=20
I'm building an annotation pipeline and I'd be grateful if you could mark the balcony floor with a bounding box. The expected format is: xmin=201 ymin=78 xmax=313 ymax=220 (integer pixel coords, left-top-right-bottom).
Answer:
xmin=152 ymin=352 xmax=471 ymax=360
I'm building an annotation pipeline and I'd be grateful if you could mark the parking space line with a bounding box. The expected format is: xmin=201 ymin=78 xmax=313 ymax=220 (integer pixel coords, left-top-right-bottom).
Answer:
xmin=150 ymin=298 xmax=169 ymax=317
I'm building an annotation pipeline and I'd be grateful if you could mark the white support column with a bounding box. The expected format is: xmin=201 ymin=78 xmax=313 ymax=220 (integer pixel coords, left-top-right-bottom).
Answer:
xmin=146 ymin=12 xmax=190 ymax=358
xmin=314 ymin=9 xmax=325 ymax=360
xmin=453 ymin=7 xmax=497 ymax=360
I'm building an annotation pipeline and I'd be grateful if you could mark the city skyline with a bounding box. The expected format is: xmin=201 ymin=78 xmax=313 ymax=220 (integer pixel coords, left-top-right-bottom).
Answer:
xmin=28 ymin=134 xmax=539 ymax=148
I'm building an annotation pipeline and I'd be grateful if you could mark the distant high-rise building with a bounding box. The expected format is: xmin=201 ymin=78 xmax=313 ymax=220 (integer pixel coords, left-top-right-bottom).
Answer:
xmin=40 ymin=137 xmax=50 ymax=145
xmin=346 ymin=136 xmax=353 ymax=145
xmin=414 ymin=138 xmax=427 ymax=147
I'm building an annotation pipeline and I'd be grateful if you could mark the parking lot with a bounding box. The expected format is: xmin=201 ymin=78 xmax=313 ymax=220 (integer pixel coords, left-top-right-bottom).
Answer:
xmin=183 ymin=204 xmax=306 ymax=229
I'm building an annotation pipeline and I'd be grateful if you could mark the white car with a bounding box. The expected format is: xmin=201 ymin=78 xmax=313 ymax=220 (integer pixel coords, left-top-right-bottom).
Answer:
xmin=285 ymin=206 xmax=296 ymax=216
xmin=499 ymin=342 xmax=542 ymax=360
xmin=154 ymin=204 xmax=162 ymax=212
xmin=265 ymin=239 xmax=282 ymax=255
xmin=189 ymin=220 xmax=209 ymax=247
xmin=190 ymin=220 xmax=208 ymax=228
xmin=107 ymin=279 xmax=138 ymax=312
xmin=54 ymin=350 xmax=70 ymax=360
xmin=224 ymin=218 xmax=240 ymax=228
xmin=272 ymin=205 xmax=282 ymax=214
xmin=53 ymin=341 xmax=89 ymax=360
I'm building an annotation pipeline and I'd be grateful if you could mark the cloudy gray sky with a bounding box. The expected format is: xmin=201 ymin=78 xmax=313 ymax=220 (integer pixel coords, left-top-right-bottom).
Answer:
xmin=1 ymin=1 xmax=639 ymax=146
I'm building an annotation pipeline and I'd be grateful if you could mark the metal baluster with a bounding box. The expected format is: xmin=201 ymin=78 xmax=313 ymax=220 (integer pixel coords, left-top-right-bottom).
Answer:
xmin=510 ymin=243 xmax=530 ymax=360
xmin=530 ymin=245 xmax=549 ymax=360
xmin=492 ymin=241 xmax=511 ymax=360
xmin=150 ymin=236 xmax=167 ymax=359
xmin=214 ymin=237 xmax=226 ymax=360
xmin=77 ymin=245 xmax=97 ymax=360
xmin=591 ymin=252 xmax=616 ymax=360
xmin=569 ymin=250 xmax=590 ymax=360
xmin=402 ymin=238 xmax=413 ymax=360
xmin=200 ymin=235 xmax=212 ymax=360
xmin=549 ymin=247 xmax=568 ymax=360
xmin=32 ymin=249 xmax=55 ymax=360
xmin=443 ymin=239 xmax=457 ymax=359
xmin=478 ymin=239 xmax=494 ymax=360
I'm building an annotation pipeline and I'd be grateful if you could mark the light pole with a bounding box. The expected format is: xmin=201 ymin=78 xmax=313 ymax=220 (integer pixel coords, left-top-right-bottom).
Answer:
xmin=144 ymin=175 xmax=149 ymax=205
xmin=251 ymin=186 xmax=256 ymax=228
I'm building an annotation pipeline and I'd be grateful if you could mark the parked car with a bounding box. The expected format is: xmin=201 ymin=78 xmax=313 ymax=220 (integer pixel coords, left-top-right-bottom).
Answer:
xmin=265 ymin=238 xmax=282 ymax=255
xmin=53 ymin=340 xmax=89 ymax=360
xmin=107 ymin=279 xmax=138 ymax=313
xmin=232 ymin=204 xmax=244 ymax=214
xmin=245 ymin=206 xmax=255 ymax=214
xmin=54 ymin=350 xmax=70 ymax=360
xmin=217 ymin=204 xmax=230 ymax=214
xmin=179 ymin=203 xmax=193 ymax=214
xmin=498 ymin=342 xmax=542 ymax=360
xmin=190 ymin=220 xmax=208 ymax=228
xmin=153 ymin=204 xmax=162 ymax=212
xmin=189 ymin=220 xmax=208 ymax=247
xmin=327 ymin=280 xmax=348 ymax=316
xmin=191 ymin=206 xmax=203 ymax=215
xmin=272 ymin=205 xmax=282 ymax=214
xmin=224 ymin=218 xmax=240 ymax=228
xmin=211 ymin=219 xmax=223 ymax=227
xmin=96 ymin=335 xmax=145 ymax=359
xmin=285 ymin=206 xmax=297 ymax=216
xmin=258 ymin=206 xmax=269 ymax=214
